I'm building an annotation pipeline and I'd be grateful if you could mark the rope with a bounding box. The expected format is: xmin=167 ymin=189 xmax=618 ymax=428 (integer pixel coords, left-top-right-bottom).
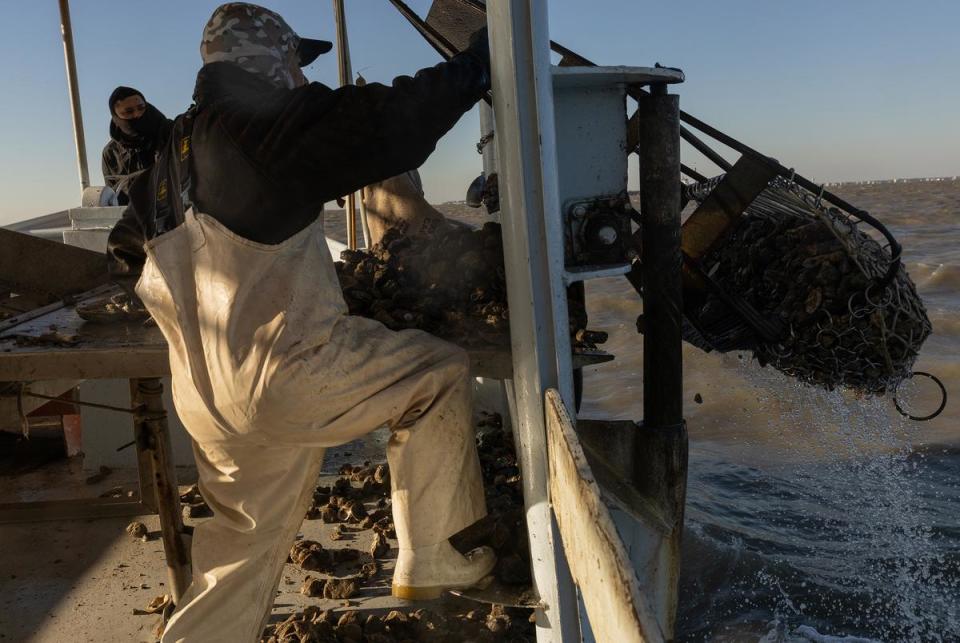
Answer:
xmin=2 ymin=389 xmax=139 ymax=414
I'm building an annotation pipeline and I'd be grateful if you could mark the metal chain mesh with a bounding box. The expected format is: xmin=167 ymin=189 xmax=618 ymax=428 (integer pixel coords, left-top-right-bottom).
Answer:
xmin=690 ymin=176 xmax=931 ymax=394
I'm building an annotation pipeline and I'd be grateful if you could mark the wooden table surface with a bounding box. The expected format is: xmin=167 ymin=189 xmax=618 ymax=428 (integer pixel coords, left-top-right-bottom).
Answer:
xmin=0 ymin=296 xmax=613 ymax=382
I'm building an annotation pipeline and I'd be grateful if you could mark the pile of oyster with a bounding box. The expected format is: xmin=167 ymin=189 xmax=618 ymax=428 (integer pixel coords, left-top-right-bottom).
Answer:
xmin=451 ymin=412 xmax=530 ymax=587
xmin=265 ymin=603 xmax=532 ymax=643
xmin=335 ymin=223 xmax=590 ymax=347
xmin=264 ymin=414 xmax=536 ymax=642
xmin=692 ymin=180 xmax=931 ymax=393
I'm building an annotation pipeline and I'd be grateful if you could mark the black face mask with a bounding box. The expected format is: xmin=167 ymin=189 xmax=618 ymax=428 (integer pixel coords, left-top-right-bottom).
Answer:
xmin=112 ymin=103 xmax=167 ymax=145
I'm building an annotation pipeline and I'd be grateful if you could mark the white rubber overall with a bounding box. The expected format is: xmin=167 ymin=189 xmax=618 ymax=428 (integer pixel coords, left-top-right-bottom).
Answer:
xmin=138 ymin=211 xmax=486 ymax=642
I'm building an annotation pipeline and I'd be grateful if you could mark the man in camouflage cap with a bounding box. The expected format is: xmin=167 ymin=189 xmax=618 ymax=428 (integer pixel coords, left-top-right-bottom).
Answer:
xmin=199 ymin=2 xmax=331 ymax=89
xmin=108 ymin=3 xmax=493 ymax=641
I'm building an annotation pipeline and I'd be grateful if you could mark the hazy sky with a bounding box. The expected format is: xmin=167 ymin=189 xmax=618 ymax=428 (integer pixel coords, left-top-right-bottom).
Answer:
xmin=1 ymin=0 xmax=958 ymax=225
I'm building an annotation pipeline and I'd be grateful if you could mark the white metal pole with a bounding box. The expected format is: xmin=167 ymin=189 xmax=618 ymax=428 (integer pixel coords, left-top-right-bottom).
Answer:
xmin=355 ymin=74 xmax=374 ymax=248
xmin=478 ymin=102 xmax=499 ymax=222
xmin=58 ymin=0 xmax=90 ymax=195
xmin=332 ymin=0 xmax=367 ymax=248
xmin=487 ymin=1 xmax=580 ymax=640
xmin=479 ymin=102 xmax=497 ymax=175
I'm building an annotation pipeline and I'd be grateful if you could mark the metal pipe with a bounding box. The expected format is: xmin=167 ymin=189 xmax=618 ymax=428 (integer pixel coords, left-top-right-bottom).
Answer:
xmin=487 ymin=2 xmax=579 ymax=640
xmin=357 ymin=191 xmax=371 ymax=248
xmin=8 ymin=389 xmax=136 ymax=414
xmin=386 ymin=0 xmax=458 ymax=59
xmin=57 ymin=0 xmax=89 ymax=194
xmin=639 ymin=85 xmax=683 ymax=429
xmin=333 ymin=0 xmax=358 ymax=249
xmin=385 ymin=0 xmax=493 ymax=106
xmin=130 ymin=380 xmax=157 ymax=514
xmin=134 ymin=378 xmax=191 ymax=604
xmin=681 ymin=163 xmax=708 ymax=183
xmin=332 ymin=0 xmax=352 ymax=104
xmin=345 ymin=193 xmax=358 ymax=249
xmin=680 ymin=125 xmax=733 ymax=172
xmin=636 ymin=85 xmax=688 ymax=637
xmin=354 ymin=74 xmax=373 ymax=248
xmin=479 ymin=102 xmax=498 ymax=175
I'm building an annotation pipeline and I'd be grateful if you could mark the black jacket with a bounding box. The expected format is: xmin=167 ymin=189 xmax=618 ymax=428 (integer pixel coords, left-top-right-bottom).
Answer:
xmin=101 ymin=107 xmax=173 ymax=204
xmin=106 ymin=52 xmax=489 ymax=292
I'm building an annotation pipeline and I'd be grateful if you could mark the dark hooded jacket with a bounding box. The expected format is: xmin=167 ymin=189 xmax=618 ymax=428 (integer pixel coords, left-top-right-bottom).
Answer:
xmin=106 ymin=48 xmax=489 ymax=293
xmin=101 ymin=102 xmax=173 ymax=204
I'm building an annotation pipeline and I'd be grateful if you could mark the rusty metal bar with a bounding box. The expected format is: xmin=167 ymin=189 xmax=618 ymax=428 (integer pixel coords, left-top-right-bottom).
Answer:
xmin=390 ymin=0 xmax=458 ymax=58
xmin=7 ymin=389 xmax=137 ymax=414
xmin=678 ymin=125 xmax=733 ymax=172
xmin=388 ymin=0 xmax=492 ymax=105
xmin=345 ymin=194 xmax=358 ymax=250
xmin=57 ymin=0 xmax=89 ymax=193
xmin=0 ymin=498 xmax=150 ymax=524
xmin=636 ymin=85 xmax=688 ymax=638
xmin=638 ymin=85 xmax=683 ymax=428
xmin=130 ymin=380 xmax=158 ymax=514
xmin=135 ymin=378 xmax=190 ymax=604
xmin=333 ymin=0 xmax=353 ymax=91
xmin=629 ymin=110 xmax=733 ymax=173
xmin=680 ymin=163 xmax=708 ymax=183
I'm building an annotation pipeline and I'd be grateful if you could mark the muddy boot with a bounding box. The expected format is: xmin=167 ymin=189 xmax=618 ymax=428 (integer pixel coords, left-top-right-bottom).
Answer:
xmin=392 ymin=540 xmax=496 ymax=600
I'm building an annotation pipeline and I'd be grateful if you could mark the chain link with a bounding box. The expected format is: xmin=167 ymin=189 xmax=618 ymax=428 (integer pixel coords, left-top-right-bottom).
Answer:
xmin=476 ymin=130 xmax=495 ymax=155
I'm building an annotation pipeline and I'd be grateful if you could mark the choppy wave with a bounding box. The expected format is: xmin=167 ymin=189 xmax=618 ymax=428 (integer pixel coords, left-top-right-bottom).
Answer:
xmin=439 ymin=179 xmax=960 ymax=641
xmin=761 ymin=622 xmax=882 ymax=642
xmin=910 ymin=262 xmax=960 ymax=293
xmin=677 ymin=445 xmax=960 ymax=641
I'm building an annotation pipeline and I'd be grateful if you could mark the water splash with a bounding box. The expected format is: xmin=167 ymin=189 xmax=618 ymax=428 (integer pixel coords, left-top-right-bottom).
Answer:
xmin=681 ymin=360 xmax=960 ymax=641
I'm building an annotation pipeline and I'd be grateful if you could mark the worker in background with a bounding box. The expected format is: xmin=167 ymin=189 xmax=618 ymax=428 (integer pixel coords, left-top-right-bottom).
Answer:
xmin=106 ymin=4 xmax=493 ymax=641
xmin=101 ymin=87 xmax=172 ymax=204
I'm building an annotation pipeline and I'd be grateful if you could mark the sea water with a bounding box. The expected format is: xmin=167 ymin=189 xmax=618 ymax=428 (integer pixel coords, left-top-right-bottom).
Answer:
xmin=578 ymin=179 xmax=960 ymax=641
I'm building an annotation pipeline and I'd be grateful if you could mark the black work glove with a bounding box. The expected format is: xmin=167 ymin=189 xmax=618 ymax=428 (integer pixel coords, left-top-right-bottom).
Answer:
xmin=458 ymin=27 xmax=490 ymax=92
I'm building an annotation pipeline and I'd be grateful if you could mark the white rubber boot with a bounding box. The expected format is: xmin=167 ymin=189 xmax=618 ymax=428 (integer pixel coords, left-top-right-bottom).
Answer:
xmin=391 ymin=540 xmax=497 ymax=600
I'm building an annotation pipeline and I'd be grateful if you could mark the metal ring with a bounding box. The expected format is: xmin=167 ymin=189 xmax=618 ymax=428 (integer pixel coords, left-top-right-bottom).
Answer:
xmin=893 ymin=371 xmax=947 ymax=422
xmin=863 ymin=283 xmax=893 ymax=309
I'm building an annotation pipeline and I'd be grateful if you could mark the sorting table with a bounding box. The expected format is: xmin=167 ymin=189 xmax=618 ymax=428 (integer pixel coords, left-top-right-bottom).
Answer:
xmin=0 ymin=293 xmax=613 ymax=603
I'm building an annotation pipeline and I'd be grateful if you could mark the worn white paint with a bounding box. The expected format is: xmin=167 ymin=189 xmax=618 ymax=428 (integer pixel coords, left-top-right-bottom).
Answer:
xmin=545 ymin=388 xmax=664 ymax=643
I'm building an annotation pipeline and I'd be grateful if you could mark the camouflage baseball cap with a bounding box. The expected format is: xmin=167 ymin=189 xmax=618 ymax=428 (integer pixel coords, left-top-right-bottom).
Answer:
xmin=201 ymin=3 xmax=332 ymax=88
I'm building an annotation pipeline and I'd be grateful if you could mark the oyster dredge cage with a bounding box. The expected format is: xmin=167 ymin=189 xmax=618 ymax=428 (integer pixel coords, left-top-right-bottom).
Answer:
xmin=680 ymin=174 xmax=932 ymax=396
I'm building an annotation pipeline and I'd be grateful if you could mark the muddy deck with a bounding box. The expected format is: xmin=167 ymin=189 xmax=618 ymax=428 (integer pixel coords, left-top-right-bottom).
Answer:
xmin=0 ymin=442 xmax=499 ymax=642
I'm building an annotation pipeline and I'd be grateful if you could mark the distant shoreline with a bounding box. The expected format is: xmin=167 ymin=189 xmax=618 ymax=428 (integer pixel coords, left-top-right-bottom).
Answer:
xmin=678 ymin=175 xmax=958 ymax=189
xmin=822 ymin=176 xmax=959 ymax=187
xmin=436 ymin=176 xmax=959 ymax=207
xmin=4 ymin=176 xmax=956 ymax=230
